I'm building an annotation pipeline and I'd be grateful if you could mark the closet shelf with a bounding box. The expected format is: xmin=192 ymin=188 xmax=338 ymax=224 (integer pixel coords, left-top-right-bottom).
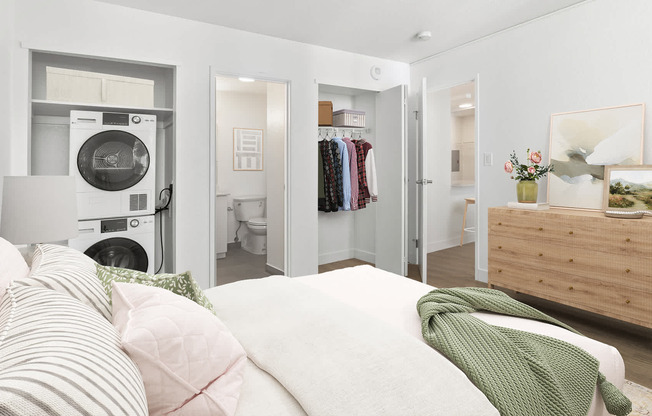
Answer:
xmin=31 ymin=99 xmax=174 ymax=120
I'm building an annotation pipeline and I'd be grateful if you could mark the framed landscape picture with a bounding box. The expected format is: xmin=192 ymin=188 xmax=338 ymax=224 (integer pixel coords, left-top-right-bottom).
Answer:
xmin=603 ymin=165 xmax=652 ymax=212
xmin=547 ymin=103 xmax=645 ymax=210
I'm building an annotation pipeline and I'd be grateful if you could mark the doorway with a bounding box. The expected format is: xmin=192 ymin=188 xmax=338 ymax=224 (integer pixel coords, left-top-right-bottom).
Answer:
xmin=210 ymin=75 xmax=288 ymax=286
xmin=419 ymin=79 xmax=478 ymax=285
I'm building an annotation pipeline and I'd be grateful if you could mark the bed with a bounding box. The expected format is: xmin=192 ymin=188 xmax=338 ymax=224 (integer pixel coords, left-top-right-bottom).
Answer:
xmin=204 ymin=265 xmax=627 ymax=416
xmin=0 ymin=240 xmax=627 ymax=416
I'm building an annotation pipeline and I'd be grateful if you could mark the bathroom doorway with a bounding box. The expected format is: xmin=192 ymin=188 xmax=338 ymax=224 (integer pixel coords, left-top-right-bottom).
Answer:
xmin=209 ymin=74 xmax=288 ymax=286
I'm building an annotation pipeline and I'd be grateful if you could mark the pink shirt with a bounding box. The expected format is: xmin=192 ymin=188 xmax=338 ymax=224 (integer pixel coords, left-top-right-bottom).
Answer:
xmin=342 ymin=138 xmax=358 ymax=210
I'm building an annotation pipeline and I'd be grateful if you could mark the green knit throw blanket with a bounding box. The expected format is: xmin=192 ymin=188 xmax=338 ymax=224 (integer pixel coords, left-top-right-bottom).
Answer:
xmin=416 ymin=287 xmax=631 ymax=416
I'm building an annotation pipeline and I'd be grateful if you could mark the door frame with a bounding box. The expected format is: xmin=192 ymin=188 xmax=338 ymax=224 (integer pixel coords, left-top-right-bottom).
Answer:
xmin=208 ymin=69 xmax=291 ymax=286
xmin=419 ymin=74 xmax=480 ymax=282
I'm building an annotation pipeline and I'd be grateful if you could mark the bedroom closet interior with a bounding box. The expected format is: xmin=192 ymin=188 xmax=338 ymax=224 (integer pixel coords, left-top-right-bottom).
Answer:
xmin=317 ymin=83 xmax=407 ymax=276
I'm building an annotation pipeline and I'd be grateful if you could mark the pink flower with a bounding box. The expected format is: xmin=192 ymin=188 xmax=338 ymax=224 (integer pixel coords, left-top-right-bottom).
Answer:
xmin=528 ymin=166 xmax=536 ymax=174
xmin=504 ymin=161 xmax=513 ymax=174
xmin=528 ymin=151 xmax=542 ymax=164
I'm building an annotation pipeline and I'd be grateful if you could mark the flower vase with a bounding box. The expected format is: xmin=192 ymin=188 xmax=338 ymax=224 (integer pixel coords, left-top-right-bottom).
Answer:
xmin=516 ymin=180 xmax=538 ymax=203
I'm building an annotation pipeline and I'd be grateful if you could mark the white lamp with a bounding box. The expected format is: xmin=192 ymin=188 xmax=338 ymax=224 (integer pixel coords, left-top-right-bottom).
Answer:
xmin=0 ymin=176 xmax=79 ymax=245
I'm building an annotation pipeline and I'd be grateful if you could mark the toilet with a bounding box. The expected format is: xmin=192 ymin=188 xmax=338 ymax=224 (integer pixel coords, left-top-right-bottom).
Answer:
xmin=233 ymin=195 xmax=267 ymax=255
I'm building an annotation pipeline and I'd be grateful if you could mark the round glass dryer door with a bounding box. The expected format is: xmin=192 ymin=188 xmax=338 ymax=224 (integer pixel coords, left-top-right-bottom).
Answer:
xmin=84 ymin=237 xmax=149 ymax=272
xmin=77 ymin=130 xmax=150 ymax=191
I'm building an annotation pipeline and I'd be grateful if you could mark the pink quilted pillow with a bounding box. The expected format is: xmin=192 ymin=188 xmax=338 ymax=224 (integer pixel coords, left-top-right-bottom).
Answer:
xmin=0 ymin=237 xmax=29 ymax=301
xmin=112 ymin=282 xmax=247 ymax=416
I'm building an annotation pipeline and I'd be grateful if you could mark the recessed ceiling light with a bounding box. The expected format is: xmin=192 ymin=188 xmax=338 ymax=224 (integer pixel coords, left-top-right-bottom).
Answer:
xmin=458 ymin=103 xmax=474 ymax=109
xmin=238 ymin=77 xmax=255 ymax=83
xmin=416 ymin=31 xmax=432 ymax=41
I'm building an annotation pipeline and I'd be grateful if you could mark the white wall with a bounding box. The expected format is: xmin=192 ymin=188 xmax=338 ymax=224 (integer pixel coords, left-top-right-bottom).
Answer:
xmin=216 ymin=90 xmax=267 ymax=243
xmin=410 ymin=0 xmax=652 ymax=282
xmin=4 ymin=0 xmax=410 ymax=287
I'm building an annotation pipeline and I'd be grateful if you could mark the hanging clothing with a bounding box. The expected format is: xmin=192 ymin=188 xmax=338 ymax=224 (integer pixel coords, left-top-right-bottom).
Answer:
xmin=342 ymin=138 xmax=359 ymax=210
xmin=318 ymin=140 xmax=338 ymax=212
xmin=332 ymin=137 xmax=351 ymax=211
xmin=365 ymin=148 xmax=378 ymax=202
xmin=318 ymin=145 xmax=326 ymax=211
xmin=361 ymin=141 xmax=378 ymax=202
xmin=353 ymin=140 xmax=368 ymax=209
xmin=330 ymin=140 xmax=344 ymax=208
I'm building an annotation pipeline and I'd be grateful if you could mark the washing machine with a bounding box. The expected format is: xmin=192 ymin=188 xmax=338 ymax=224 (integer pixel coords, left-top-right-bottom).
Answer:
xmin=69 ymin=215 xmax=155 ymax=274
xmin=70 ymin=110 xmax=156 ymax=220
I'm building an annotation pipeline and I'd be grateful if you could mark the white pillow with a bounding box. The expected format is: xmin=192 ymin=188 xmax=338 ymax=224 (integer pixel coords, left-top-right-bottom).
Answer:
xmin=0 ymin=284 xmax=148 ymax=415
xmin=14 ymin=243 xmax=111 ymax=320
xmin=112 ymin=282 xmax=247 ymax=416
xmin=0 ymin=237 xmax=29 ymax=301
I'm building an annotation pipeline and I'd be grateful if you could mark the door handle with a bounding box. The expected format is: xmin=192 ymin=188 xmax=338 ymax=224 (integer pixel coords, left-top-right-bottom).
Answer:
xmin=416 ymin=179 xmax=433 ymax=185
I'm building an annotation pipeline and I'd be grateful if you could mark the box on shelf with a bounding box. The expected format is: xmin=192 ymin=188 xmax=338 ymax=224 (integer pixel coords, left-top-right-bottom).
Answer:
xmin=318 ymin=101 xmax=333 ymax=126
xmin=46 ymin=66 xmax=154 ymax=108
xmin=333 ymin=109 xmax=365 ymax=128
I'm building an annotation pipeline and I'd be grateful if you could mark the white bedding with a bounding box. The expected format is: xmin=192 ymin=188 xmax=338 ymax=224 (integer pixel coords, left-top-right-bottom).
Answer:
xmin=204 ymin=265 xmax=625 ymax=416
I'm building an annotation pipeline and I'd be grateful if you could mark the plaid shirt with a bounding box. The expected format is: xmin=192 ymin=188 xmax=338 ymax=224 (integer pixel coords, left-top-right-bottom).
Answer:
xmin=354 ymin=140 xmax=369 ymax=209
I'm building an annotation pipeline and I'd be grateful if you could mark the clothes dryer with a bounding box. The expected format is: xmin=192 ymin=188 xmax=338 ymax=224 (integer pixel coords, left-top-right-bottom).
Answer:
xmin=68 ymin=215 xmax=155 ymax=274
xmin=70 ymin=110 xmax=156 ymax=220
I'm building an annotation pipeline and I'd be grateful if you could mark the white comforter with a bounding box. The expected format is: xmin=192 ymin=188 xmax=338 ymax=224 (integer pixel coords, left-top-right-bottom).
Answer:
xmin=204 ymin=265 xmax=625 ymax=416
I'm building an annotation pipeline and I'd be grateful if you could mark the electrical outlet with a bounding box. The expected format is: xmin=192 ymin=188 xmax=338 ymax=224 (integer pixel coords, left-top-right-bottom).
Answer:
xmin=483 ymin=152 xmax=493 ymax=166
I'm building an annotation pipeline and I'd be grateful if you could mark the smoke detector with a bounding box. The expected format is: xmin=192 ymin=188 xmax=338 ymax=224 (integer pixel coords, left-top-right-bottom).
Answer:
xmin=416 ymin=31 xmax=432 ymax=41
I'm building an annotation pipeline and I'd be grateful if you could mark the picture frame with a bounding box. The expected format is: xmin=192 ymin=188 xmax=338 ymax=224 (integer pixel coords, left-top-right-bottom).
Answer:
xmin=233 ymin=128 xmax=264 ymax=171
xmin=603 ymin=165 xmax=652 ymax=212
xmin=547 ymin=103 xmax=645 ymax=210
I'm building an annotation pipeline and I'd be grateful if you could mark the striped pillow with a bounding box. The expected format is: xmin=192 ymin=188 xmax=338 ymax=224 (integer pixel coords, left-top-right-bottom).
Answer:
xmin=0 ymin=284 xmax=148 ymax=416
xmin=14 ymin=244 xmax=111 ymax=320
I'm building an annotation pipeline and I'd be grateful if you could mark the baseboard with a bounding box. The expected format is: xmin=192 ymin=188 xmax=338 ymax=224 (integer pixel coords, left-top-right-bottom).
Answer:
xmin=427 ymin=235 xmax=476 ymax=253
xmin=353 ymin=249 xmax=375 ymax=265
xmin=266 ymin=263 xmax=284 ymax=275
xmin=476 ymin=267 xmax=488 ymax=283
xmin=319 ymin=249 xmax=356 ymax=265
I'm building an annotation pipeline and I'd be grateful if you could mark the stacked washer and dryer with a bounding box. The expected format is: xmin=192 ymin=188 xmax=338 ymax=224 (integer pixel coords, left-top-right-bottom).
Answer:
xmin=68 ymin=111 xmax=157 ymax=273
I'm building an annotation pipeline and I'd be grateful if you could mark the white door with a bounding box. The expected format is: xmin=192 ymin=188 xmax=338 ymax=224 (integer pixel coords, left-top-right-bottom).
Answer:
xmin=374 ymin=85 xmax=407 ymax=276
xmin=417 ymin=78 xmax=429 ymax=284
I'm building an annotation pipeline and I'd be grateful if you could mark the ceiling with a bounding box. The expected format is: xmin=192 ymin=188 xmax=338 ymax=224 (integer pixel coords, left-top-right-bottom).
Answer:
xmin=95 ymin=0 xmax=588 ymax=63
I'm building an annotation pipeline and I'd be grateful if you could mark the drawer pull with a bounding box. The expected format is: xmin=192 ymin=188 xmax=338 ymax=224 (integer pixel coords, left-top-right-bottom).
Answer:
xmin=498 ymin=222 xmax=502 ymax=225
xmin=569 ymin=258 xmax=573 ymax=262
xmin=568 ymin=286 xmax=574 ymax=290
xmin=626 ymin=238 xmax=631 ymax=242
xmin=625 ymin=268 xmax=631 ymax=273
xmin=538 ymin=227 xmax=543 ymax=231
xmin=568 ymin=231 xmax=573 ymax=235
xmin=538 ymin=279 xmax=543 ymax=283
xmin=498 ymin=246 xmax=502 ymax=249
xmin=498 ymin=269 xmax=502 ymax=273
xmin=625 ymin=299 xmax=631 ymax=304
xmin=538 ymin=253 xmax=543 ymax=257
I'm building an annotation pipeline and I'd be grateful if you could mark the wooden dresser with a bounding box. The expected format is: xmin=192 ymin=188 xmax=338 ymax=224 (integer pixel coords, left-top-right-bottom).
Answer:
xmin=488 ymin=206 xmax=652 ymax=328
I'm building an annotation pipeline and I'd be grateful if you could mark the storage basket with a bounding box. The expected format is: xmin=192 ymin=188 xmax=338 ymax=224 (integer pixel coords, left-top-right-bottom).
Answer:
xmin=332 ymin=109 xmax=365 ymax=128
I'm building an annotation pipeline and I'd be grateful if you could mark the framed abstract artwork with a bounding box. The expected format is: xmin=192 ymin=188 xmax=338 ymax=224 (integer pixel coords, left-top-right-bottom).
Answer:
xmin=547 ymin=103 xmax=645 ymax=210
xmin=603 ymin=165 xmax=652 ymax=212
xmin=233 ymin=128 xmax=264 ymax=171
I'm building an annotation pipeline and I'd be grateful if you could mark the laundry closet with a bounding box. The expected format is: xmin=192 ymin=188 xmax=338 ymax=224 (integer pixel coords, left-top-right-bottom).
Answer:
xmin=28 ymin=51 xmax=175 ymax=273
xmin=317 ymin=83 xmax=407 ymax=276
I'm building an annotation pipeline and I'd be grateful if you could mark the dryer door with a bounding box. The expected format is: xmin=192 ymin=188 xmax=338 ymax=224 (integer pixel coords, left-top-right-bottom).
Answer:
xmin=77 ymin=130 xmax=150 ymax=191
xmin=84 ymin=237 xmax=149 ymax=272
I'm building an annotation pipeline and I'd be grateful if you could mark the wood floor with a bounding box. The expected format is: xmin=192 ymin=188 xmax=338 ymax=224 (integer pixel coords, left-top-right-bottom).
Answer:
xmin=319 ymin=243 xmax=652 ymax=388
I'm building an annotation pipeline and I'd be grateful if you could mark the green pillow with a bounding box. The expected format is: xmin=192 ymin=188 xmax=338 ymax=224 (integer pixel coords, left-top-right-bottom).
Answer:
xmin=95 ymin=264 xmax=216 ymax=314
